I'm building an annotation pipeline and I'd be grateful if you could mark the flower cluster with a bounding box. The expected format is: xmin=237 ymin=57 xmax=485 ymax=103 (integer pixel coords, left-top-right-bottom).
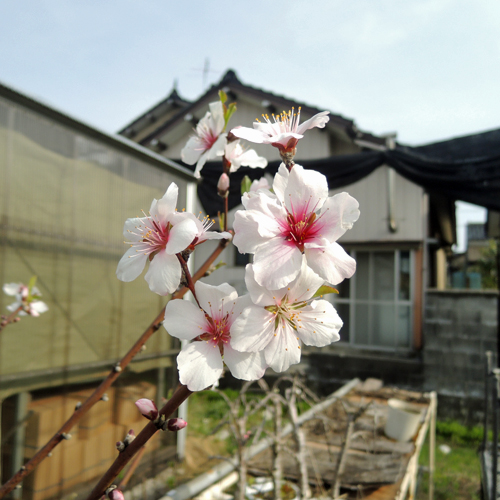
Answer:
xmin=3 ymin=279 xmax=48 ymax=317
xmin=118 ymin=97 xmax=360 ymax=392
xmin=116 ymin=183 xmax=231 ymax=296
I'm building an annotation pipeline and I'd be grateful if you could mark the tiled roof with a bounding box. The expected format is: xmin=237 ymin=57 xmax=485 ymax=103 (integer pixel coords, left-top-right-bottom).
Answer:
xmin=121 ymin=69 xmax=386 ymax=149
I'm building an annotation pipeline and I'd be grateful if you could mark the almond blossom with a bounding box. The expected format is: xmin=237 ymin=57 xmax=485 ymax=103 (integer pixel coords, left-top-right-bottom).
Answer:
xmin=3 ymin=282 xmax=48 ymax=317
xmin=233 ymin=164 xmax=359 ymax=290
xmin=117 ymin=183 xmax=201 ymax=296
xmin=231 ymin=108 xmax=329 ymax=154
xmin=163 ymin=281 xmax=266 ymax=391
xmin=181 ymin=101 xmax=227 ymax=178
xmin=231 ymin=261 xmax=342 ymax=373
xmin=224 ymin=140 xmax=267 ymax=173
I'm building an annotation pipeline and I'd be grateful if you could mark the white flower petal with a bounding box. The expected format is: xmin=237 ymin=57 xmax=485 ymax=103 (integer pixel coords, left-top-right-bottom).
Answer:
xmin=177 ymin=342 xmax=224 ymax=391
xmin=194 ymin=134 xmax=227 ymax=178
xmin=165 ymin=217 xmax=198 ymax=254
xmin=3 ymin=283 xmax=21 ymax=296
xmin=201 ymin=230 xmax=232 ymax=241
xmin=296 ymin=111 xmax=330 ymax=134
xmin=305 ymin=241 xmax=356 ymax=285
xmin=230 ymin=148 xmax=268 ymax=171
xmin=144 ymin=250 xmax=181 ymax=295
xmin=6 ymin=301 xmax=21 ymax=312
xmin=181 ymin=136 xmax=204 ymax=165
xmin=244 ymin=265 xmax=276 ymax=307
xmin=208 ymin=101 xmax=225 ymax=135
xmin=284 ymin=164 xmax=328 ymax=215
xmin=224 ymin=344 xmax=267 ymax=381
xmin=318 ymin=192 xmax=360 ymax=242
xmin=231 ymin=126 xmax=268 ymax=144
xmin=253 ymin=238 xmax=302 ymax=289
xmin=231 ymin=305 xmax=276 ymax=352
xmin=195 ymin=281 xmax=238 ymax=316
xmin=30 ymin=300 xmax=49 ymax=315
xmin=287 ymin=258 xmax=324 ymax=303
xmin=297 ymin=300 xmax=342 ymax=347
xmin=156 ymin=183 xmax=179 ymax=222
xmin=272 ymin=164 xmax=289 ymax=203
xmin=265 ymin=323 xmax=301 ymax=373
xmin=116 ymin=247 xmax=147 ymax=282
xmin=164 ymin=299 xmax=207 ymax=340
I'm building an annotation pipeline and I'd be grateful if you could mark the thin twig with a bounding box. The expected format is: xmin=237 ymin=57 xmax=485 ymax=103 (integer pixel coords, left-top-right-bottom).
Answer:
xmin=86 ymin=384 xmax=192 ymax=500
xmin=0 ymin=238 xmax=230 ymax=499
xmin=117 ymin=445 xmax=147 ymax=489
xmin=0 ymin=305 xmax=22 ymax=333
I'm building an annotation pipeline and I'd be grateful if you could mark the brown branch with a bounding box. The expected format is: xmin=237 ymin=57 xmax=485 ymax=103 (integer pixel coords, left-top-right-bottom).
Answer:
xmin=0 ymin=305 xmax=23 ymax=333
xmin=0 ymin=238 xmax=229 ymax=499
xmin=86 ymin=384 xmax=192 ymax=500
xmin=117 ymin=445 xmax=147 ymax=489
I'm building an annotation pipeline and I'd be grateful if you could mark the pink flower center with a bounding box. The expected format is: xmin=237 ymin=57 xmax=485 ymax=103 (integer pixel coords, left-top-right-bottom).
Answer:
xmin=198 ymin=313 xmax=231 ymax=356
xmin=199 ymin=129 xmax=219 ymax=152
xmin=280 ymin=210 xmax=323 ymax=253
xmin=126 ymin=214 xmax=172 ymax=259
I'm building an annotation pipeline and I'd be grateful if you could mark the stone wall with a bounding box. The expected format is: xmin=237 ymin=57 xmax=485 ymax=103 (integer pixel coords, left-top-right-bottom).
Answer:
xmin=423 ymin=289 xmax=498 ymax=422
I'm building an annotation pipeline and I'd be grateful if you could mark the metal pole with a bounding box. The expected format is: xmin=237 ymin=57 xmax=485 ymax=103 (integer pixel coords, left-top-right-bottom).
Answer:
xmin=485 ymin=351 xmax=493 ymax=453
xmin=492 ymin=369 xmax=500 ymax=500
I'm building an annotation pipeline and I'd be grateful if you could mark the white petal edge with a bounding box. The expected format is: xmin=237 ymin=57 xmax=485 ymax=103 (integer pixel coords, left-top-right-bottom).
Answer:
xmin=177 ymin=342 xmax=224 ymax=391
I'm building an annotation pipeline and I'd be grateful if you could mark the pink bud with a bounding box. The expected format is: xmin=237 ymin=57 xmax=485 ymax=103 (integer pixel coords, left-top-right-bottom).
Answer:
xmin=217 ymin=173 xmax=230 ymax=197
xmin=135 ymin=398 xmax=158 ymax=420
xmin=124 ymin=429 xmax=136 ymax=445
xmin=166 ymin=418 xmax=187 ymax=432
xmin=107 ymin=488 xmax=125 ymax=500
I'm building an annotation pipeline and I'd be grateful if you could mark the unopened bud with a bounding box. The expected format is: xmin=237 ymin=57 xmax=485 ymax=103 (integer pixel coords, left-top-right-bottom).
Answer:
xmin=14 ymin=317 xmax=21 ymax=322
xmin=116 ymin=440 xmax=125 ymax=452
xmin=74 ymin=402 xmax=82 ymax=411
xmin=135 ymin=398 xmax=159 ymax=420
xmin=106 ymin=487 xmax=125 ymax=500
xmin=114 ymin=364 xmax=122 ymax=373
xmin=101 ymin=393 xmax=109 ymax=402
xmin=165 ymin=418 xmax=187 ymax=432
xmin=217 ymin=173 xmax=230 ymax=198
xmin=124 ymin=429 xmax=135 ymax=445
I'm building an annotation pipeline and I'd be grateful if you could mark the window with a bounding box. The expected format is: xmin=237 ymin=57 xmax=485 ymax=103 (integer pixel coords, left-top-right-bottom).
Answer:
xmin=332 ymin=250 xmax=413 ymax=349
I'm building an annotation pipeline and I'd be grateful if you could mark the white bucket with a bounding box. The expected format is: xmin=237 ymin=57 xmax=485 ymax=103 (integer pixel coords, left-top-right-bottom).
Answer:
xmin=384 ymin=398 xmax=423 ymax=442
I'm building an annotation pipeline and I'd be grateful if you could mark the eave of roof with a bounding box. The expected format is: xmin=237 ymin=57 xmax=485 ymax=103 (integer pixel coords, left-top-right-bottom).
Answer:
xmin=118 ymin=86 xmax=192 ymax=136
xmin=136 ymin=69 xmax=386 ymax=149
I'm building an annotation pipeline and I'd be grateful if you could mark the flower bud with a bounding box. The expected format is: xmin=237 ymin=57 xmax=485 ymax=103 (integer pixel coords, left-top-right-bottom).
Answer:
xmin=107 ymin=487 xmax=125 ymax=500
xmin=217 ymin=173 xmax=230 ymax=198
xmin=166 ymin=418 xmax=187 ymax=432
xmin=135 ymin=398 xmax=158 ymax=420
xmin=124 ymin=429 xmax=136 ymax=445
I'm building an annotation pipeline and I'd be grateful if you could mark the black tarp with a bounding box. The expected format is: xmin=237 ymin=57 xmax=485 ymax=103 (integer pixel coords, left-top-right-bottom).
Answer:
xmin=182 ymin=129 xmax=500 ymax=216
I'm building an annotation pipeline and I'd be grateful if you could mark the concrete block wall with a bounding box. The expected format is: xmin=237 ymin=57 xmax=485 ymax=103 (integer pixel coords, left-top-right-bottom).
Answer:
xmin=423 ymin=289 xmax=498 ymax=400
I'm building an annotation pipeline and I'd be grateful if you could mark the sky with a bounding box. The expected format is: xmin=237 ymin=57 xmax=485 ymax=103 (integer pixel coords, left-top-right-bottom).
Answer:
xmin=1 ymin=0 xmax=497 ymax=249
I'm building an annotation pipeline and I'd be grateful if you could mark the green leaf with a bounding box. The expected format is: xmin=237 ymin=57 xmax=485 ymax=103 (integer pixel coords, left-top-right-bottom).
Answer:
xmin=218 ymin=211 xmax=225 ymax=231
xmin=213 ymin=261 xmax=226 ymax=271
xmin=28 ymin=275 xmax=37 ymax=291
xmin=219 ymin=90 xmax=227 ymax=104
xmin=312 ymin=285 xmax=339 ymax=299
xmin=224 ymin=102 xmax=237 ymax=128
xmin=241 ymin=175 xmax=252 ymax=195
